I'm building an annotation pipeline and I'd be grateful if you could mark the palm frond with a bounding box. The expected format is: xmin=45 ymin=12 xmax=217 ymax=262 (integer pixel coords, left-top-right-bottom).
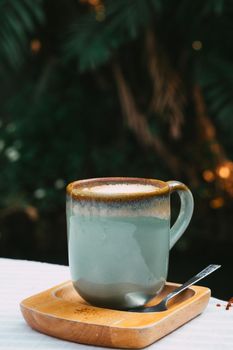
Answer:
xmin=197 ymin=55 xmax=233 ymax=146
xmin=0 ymin=0 xmax=44 ymax=70
xmin=64 ymin=0 xmax=161 ymax=71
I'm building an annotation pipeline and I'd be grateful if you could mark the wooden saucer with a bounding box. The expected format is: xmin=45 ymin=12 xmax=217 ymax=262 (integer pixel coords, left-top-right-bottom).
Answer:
xmin=20 ymin=281 xmax=210 ymax=349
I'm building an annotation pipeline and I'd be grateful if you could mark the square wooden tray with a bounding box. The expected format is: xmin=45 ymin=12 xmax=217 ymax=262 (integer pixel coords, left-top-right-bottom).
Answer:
xmin=20 ymin=281 xmax=210 ymax=349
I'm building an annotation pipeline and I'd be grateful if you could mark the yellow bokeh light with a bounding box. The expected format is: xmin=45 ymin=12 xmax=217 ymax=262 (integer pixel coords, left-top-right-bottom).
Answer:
xmin=192 ymin=40 xmax=203 ymax=51
xmin=25 ymin=205 xmax=39 ymax=221
xmin=217 ymin=165 xmax=231 ymax=179
xmin=30 ymin=39 xmax=41 ymax=54
xmin=210 ymin=197 xmax=224 ymax=209
xmin=203 ymin=170 xmax=215 ymax=182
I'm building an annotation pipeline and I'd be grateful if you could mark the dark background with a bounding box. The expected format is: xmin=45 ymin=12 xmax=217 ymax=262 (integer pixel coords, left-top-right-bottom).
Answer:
xmin=0 ymin=0 xmax=232 ymax=300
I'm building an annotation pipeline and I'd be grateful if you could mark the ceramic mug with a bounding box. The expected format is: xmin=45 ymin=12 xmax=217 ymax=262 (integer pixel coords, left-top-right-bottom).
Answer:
xmin=66 ymin=177 xmax=194 ymax=310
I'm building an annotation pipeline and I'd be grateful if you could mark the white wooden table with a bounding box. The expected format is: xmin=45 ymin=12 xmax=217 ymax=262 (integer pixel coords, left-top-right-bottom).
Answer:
xmin=0 ymin=258 xmax=232 ymax=349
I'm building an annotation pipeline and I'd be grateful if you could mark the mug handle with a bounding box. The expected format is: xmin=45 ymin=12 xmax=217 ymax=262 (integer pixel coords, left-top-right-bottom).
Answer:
xmin=167 ymin=181 xmax=194 ymax=249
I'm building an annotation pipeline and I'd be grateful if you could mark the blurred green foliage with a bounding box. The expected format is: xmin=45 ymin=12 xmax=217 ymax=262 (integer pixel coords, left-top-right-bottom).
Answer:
xmin=0 ymin=0 xmax=233 ymax=262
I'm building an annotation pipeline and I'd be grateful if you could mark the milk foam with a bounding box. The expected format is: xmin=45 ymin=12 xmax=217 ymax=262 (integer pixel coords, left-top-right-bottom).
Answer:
xmin=81 ymin=184 xmax=158 ymax=195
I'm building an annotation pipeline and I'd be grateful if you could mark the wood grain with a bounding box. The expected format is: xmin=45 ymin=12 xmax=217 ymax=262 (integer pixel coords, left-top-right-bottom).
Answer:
xmin=20 ymin=281 xmax=210 ymax=349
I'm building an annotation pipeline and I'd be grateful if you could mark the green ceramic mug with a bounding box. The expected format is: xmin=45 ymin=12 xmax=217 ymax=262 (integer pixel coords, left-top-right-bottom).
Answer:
xmin=66 ymin=177 xmax=194 ymax=310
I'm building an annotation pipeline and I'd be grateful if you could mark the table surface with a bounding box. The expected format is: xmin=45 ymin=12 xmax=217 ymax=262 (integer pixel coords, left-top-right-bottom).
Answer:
xmin=0 ymin=258 xmax=232 ymax=350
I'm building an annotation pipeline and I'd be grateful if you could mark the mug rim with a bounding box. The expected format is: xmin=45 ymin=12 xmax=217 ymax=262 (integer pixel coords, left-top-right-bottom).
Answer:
xmin=66 ymin=177 xmax=170 ymax=201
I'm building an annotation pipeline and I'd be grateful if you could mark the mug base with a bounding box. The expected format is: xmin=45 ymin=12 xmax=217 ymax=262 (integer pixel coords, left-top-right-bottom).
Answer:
xmin=72 ymin=279 xmax=165 ymax=310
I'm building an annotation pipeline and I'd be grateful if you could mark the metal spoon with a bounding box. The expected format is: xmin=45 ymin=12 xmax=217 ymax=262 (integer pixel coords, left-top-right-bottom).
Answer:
xmin=129 ymin=264 xmax=221 ymax=312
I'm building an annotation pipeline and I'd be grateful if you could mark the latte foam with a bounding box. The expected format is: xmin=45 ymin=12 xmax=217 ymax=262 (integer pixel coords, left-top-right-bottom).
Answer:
xmin=81 ymin=183 xmax=158 ymax=195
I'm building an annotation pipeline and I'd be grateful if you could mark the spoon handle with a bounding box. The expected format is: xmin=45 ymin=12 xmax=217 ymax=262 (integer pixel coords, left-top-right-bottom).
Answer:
xmin=165 ymin=264 xmax=221 ymax=304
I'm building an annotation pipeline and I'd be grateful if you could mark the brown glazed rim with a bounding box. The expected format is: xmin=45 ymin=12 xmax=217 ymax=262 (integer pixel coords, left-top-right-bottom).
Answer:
xmin=66 ymin=177 xmax=172 ymax=202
